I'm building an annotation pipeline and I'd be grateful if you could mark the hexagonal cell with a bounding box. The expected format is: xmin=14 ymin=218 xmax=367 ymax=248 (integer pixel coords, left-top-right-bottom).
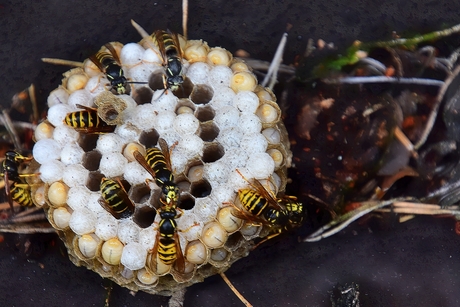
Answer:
xmin=179 ymin=193 xmax=195 ymax=210
xmin=176 ymin=78 xmax=194 ymax=98
xmin=190 ymin=84 xmax=213 ymax=104
xmin=175 ymin=99 xmax=196 ymax=115
xmin=224 ymin=232 xmax=245 ymax=251
xmin=132 ymin=86 xmax=153 ymax=105
xmin=129 ymin=184 xmax=151 ymax=204
xmin=78 ymin=133 xmax=99 ymax=152
xmin=190 ymin=179 xmax=212 ymax=198
xmin=202 ymin=143 xmax=224 ymax=163
xmin=195 ymin=105 xmax=215 ymax=122
xmin=139 ymin=129 xmax=159 ymax=148
xmin=148 ymin=72 xmax=164 ymax=91
xmin=82 ymin=150 xmax=102 ymax=171
xmin=209 ymin=247 xmax=231 ymax=267
xmin=133 ymin=205 xmax=157 ymax=228
xmin=86 ymin=171 xmax=104 ymax=192
xmin=198 ymin=121 xmax=219 ymax=142
xmin=186 ymin=161 xmax=204 ymax=182
xmin=176 ymin=180 xmax=191 ymax=194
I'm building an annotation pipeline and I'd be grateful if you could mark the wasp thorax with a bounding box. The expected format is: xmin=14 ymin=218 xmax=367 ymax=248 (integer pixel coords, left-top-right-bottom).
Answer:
xmin=35 ymin=32 xmax=292 ymax=296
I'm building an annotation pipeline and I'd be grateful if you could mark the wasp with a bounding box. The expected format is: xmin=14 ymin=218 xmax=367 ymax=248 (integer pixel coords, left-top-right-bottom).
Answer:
xmin=63 ymin=104 xmax=116 ymax=134
xmin=133 ymin=138 xmax=179 ymax=205
xmin=232 ymin=170 xmax=304 ymax=247
xmin=152 ymin=30 xmax=185 ymax=92
xmin=1 ymin=151 xmax=36 ymax=211
xmin=99 ymin=178 xmax=136 ymax=219
xmin=146 ymin=200 xmax=186 ymax=275
xmin=89 ymin=43 xmax=129 ymax=95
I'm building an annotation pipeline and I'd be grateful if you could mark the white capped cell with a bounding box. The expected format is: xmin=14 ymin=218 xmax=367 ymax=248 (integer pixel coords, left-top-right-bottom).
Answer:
xmin=177 ymin=134 xmax=204 ymax=159
xmin=53 ymin=125 xmax=79 ymax=146
xmin=67 ymin=89 xmax=93 ymax=109
xmin=262 ymin=127 xmax=281 ymax=144
xmin=115 ymin=123 xmax=141 ymax=142
xmin=173 ymin=113 xmax=199 ymax=135
xmin=120 ymin=43 xmax=145 ymax=66
xmin=170 ymin=150 xmax=188 ymax=175
xmin=203 ymin=160 xmax=230 ymax=185
xmin=210 ymin=184 xmax=236 ymax=205
xmin=139 ymin=227 xmax=157 ymax=250
xmin=63 ymin=164 xmax=89 ymax=188
xmin=52 ymin=207 xmax=72 ymax=229
xmin=69 ymin=208 xmax=97 ymax=235
xmin=47 ymin=88 xmax=69 ymax=107
xmin=118 ymin=219 xmax=140 ymax=244
xmin=208 ymin=65 xmax=233 ymax=88
xmin=123 ymin=161 xmax=152 ymax=186
xmin=142 ymin=47 xmax=162 ymax=64
xmin=121 ymin=242 xmax=147 ymax=270
xmin=47 ymin=103 xmax=75 ymax=127
xmin=34 ymin=122 xmax=54 ymax=141
xmin=127 ymin=104 xmax=157 ymax=131
xmin=33 ymin=139 xmax=62 ymax=164
xmin=151 ymin=90 xmax=178 ymax=112
xmin=192 ymin=197 xmax=218 ymax=224
xmin=127 ymin=63 xmax=159 ymax=86
xmin=216 ymin=127 xmax=242 ymax=150
xmin=153 ymin=111 xmax=176 ymax=133
xmin=238 ymin=113 xmax=262 ymax=134
xmin=233 ymin=91 xmax=260 ymax=113
xmin=95 ymin=214 xmax=119 ymax=241
xmin=214 ymin=106 xmax=239 ymax=130
xmin=186 ymin=62 xmax=211 ymax=85
xmin=227 ymin=167 xmax=251 ymax=192
xmin=100 ymin=153 xmax=128 ymax=177
xmin=85 ymin=76 xmax=106 ymax=96
xmin=66 ymin=186 xmax=91 ymax=211
xmin=210 ymin=87 xmax=236 ymax=109
xmin=97 ymin=133 xmax=125 ymax=154
xmin=87 ymin=192 xmax=110 ymax=216
xmin=240 ymin=133 xmax=268 ymax=154
xmin=221 ymin=150 xmax=248 ymax=171
xmin=39 ymin=160 xmax=65 ymax=183
xmin=177 ymin=212 xmax=201 ymax=241
xmin=246 ymin=152 xmax=275 ymax=180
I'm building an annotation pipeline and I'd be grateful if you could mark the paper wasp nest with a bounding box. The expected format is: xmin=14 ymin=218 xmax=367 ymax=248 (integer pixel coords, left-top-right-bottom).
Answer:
xmin=30 ymin=35 xmax=292 ymax=296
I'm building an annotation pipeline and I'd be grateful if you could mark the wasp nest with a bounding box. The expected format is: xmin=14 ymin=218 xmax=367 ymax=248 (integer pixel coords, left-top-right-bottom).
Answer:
xmin=31 ymin=34 xmax=291 ymax=296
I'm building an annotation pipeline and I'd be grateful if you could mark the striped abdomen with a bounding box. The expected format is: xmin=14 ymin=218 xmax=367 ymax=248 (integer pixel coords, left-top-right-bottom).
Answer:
xmin=238 ymin=189 xmax=269 ymax=217
xmin=100 ymin=178 xmax=135 ymax=219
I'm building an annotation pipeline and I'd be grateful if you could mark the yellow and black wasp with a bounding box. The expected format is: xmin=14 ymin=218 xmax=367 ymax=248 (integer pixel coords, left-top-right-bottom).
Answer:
xmin=1 ymin=151 xmax=36 ymax=211
xmin=152 ymin=30 xmax=185 ymax=92
xmin=133 ymin=138 xmax=179 ymax=205
xmin=63 ymin=104 xmax=116 ymax=134
xmin=89 ymin=43 xmax=129 ymax=95
xmin=231 ymin=169 xmax=304 ymax=247
xmin=99 ymin=177 xmax=135 ymax=219
xmin=146 ymin=200 xmax=186 ymax=276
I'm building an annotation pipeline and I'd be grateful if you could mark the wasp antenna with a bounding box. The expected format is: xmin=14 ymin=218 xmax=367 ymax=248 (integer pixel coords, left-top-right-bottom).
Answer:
xmin=219 ymin=272 xmax=253 ymax=307
xmin=41 ymin=57 xmax=84 ymax=67
xmin=182 ymin=0 xmax=188 ymax=39
xmin=130 ymin=19 xmax=150 ymax=39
